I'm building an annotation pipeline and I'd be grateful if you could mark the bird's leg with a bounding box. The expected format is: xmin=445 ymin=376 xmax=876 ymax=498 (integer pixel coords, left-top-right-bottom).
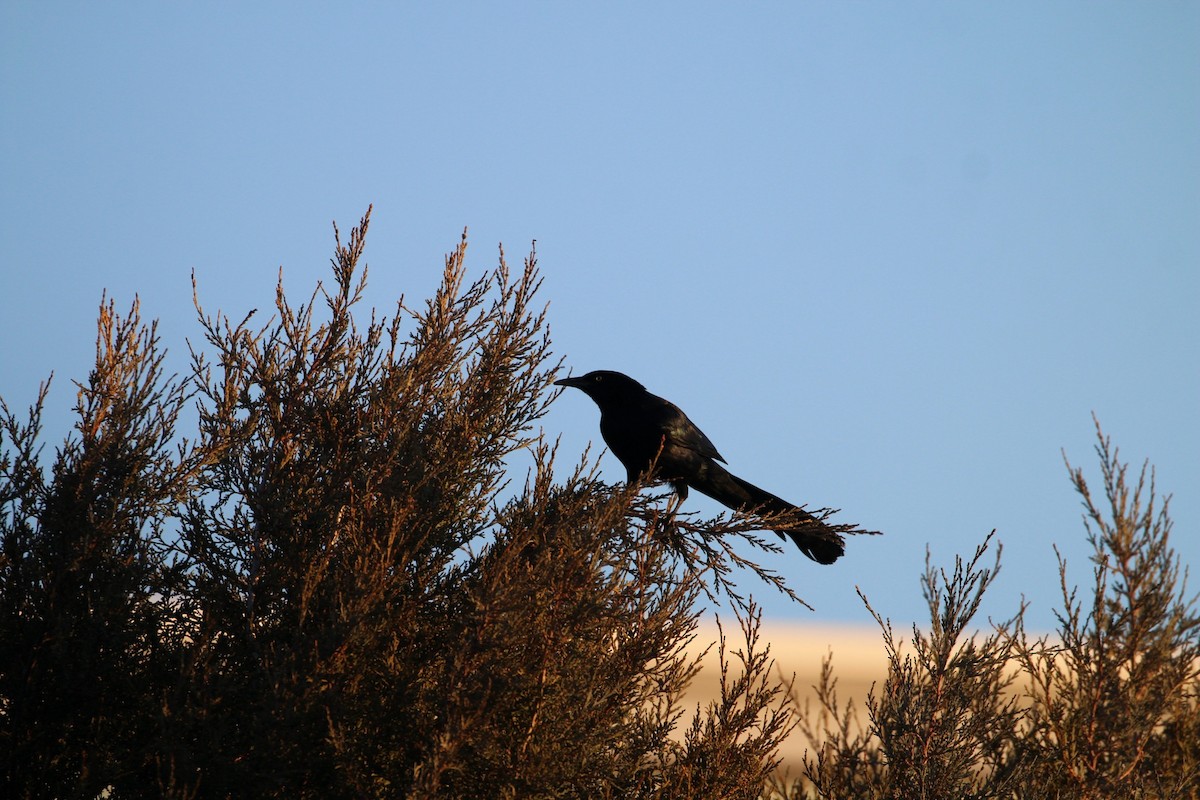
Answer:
xmin=664 ymin=480 xmax=688 ymax=520
xmin=649 ymin=482 xmax=687 ymax=547
xmin=663 ymin=492 xmax=681 ymax=519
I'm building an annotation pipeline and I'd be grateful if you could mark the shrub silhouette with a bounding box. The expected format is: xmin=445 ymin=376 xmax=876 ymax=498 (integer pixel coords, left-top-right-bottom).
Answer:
xmin=1 ymin=210 xmax=1194 ymax=799
xmin=1 ymin=210 xmax=802 ymax=799
xmin=787 ymin=425 xmax=1199 ymax=800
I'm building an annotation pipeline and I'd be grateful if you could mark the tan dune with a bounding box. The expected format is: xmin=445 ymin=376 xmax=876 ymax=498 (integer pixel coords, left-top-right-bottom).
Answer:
xmin=680 ymin=622 xmax=887 ymax=774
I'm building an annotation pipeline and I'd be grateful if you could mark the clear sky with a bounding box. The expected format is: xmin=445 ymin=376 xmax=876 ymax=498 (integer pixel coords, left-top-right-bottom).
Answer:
xmin=2 ymin=3 xmax=1197 ymax=630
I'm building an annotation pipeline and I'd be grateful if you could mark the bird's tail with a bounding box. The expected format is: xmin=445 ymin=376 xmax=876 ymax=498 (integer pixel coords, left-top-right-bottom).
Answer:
xmin=688 ymin=461 xmax=845 ymax=565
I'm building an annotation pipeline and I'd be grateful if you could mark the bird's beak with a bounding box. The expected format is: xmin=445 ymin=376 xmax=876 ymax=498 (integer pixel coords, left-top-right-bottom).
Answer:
xmin=554 ymin=376 xmax=584 ymax=388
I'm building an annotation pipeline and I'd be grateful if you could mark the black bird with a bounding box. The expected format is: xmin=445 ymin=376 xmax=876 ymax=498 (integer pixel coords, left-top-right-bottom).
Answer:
xmin=555 ymin=370 xmax=845 ymax=564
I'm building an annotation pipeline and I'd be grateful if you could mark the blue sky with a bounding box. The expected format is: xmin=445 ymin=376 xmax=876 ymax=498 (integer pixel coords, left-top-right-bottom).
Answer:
xmin=2 ymin=3 xmax=1197 ymax=630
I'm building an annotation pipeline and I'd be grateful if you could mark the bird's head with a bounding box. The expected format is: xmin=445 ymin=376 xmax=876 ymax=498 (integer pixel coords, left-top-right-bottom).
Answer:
xmin=554 ymin=370 xmax=646 ymax=407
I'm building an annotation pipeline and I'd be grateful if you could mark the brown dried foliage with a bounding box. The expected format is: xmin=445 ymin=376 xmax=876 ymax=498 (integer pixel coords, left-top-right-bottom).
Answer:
xmin=2 ymin=210 xmax=1194 ymax=799
xmin=781 ymin=423 xmax=1199 ymax=800
xmin=1 ymin=209 xmax=800 ymax=799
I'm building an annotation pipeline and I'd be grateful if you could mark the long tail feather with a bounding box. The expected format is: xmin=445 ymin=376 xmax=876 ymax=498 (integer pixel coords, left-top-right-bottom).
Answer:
xmin=685 ymin=461 xmax=845 ymax=565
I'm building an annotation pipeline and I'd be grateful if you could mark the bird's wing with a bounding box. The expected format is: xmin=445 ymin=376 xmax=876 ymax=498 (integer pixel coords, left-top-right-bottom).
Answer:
xmin=655 ymin=398 xmax=726 ymax=463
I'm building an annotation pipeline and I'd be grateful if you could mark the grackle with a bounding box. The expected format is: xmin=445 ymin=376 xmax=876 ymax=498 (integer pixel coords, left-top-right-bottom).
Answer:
xmin=556 ymin=370 xmax=848 ymax=564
